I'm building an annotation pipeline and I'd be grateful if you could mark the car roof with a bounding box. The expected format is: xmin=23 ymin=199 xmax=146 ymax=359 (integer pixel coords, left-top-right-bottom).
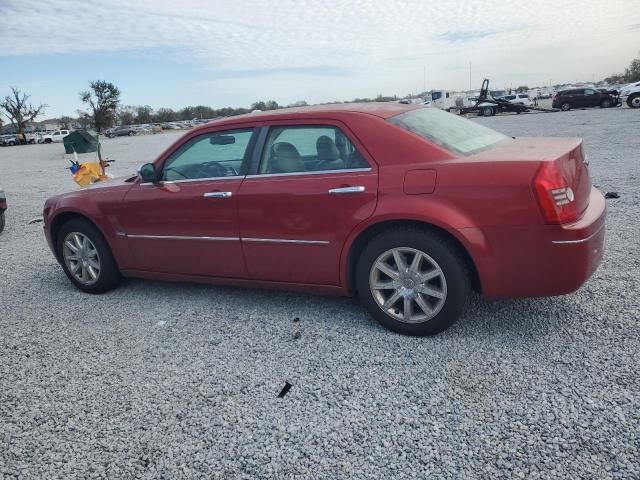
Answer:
xmin=202 ymin=102 xmax=421 ymax=129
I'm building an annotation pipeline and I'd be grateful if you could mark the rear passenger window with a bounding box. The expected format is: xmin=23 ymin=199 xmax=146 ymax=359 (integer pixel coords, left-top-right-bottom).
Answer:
xmin=258 ymin=125 xmax=369 ymax=174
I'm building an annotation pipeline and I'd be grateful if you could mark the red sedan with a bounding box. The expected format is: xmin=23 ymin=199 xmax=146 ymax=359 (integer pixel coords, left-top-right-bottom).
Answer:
xmin=43 ymin=104 xmax=606 ymax=335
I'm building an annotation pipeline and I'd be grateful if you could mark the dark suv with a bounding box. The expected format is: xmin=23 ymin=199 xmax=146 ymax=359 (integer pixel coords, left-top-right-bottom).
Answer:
xmin=106 ymin=126 xmax=136 ymax=138
xmin=552 ymin=88 xmax=616 ymax=111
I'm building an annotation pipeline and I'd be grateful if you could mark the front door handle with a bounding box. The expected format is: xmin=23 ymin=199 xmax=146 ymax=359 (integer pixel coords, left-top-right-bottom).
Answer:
xmin=328 ymin=186 xmax=365 ymax=195
xmin=203 ymin=191 xmax=232 ymax=198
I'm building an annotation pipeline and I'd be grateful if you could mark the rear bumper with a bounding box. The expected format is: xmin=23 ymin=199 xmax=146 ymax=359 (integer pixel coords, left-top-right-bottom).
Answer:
xmin=466 ymin=187 xmax=606 ymax=298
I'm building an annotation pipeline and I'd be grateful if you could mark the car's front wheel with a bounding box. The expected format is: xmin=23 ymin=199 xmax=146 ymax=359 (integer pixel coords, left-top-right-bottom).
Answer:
xmin=560 ymin=102 xmax=571 ymax=111
xmin=600 ymin=98 xmax=612 ymax=108
xmin=356 ymin=228 xmax=471 ymax=336
xmin=628 ymin=94 xmax=640 ymax=109
xmin=57 ymin=218 xmax=122 ymax=293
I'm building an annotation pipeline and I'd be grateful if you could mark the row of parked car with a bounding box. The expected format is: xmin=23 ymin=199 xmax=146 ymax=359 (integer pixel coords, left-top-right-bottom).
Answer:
xmin=0 ymin=129 xmax=71 ymax=146
xmin=105 ymin=119 xmax=211 ymax=137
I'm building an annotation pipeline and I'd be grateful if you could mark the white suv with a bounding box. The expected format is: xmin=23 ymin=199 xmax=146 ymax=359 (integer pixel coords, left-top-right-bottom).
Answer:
xmin=620 ymin=82 xmax=640 ymax=108
xmin=498 ymin=94 xmax=530 ymax=106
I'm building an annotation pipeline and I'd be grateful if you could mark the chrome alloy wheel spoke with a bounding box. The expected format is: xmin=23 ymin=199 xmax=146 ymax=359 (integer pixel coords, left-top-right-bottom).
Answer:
xmin=62 ymin=232 xmax=101 ymax=286
xmin=370 ymin=247 xmax=447 ymax=324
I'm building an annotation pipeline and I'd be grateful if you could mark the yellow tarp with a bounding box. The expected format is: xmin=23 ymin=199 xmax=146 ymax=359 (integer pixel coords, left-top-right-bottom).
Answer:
xmin=72 ymin=162 xmax=109 ymax=187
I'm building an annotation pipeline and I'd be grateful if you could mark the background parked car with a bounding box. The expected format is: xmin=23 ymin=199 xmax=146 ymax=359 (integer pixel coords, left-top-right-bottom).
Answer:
xmin=40 ymin=130 xmax=71 ymax=143
xmin=619 ymin=81 xmax=640 ymax=108
xmin=0 ymin=135 xmax=17 ymax=146
xmin=552 ymin=88 xmax=616 ymax=110
xmin=498 ymin=93 xmax=531 ymax=106
xmin=106 ymin=126 xmax=136 ymax=137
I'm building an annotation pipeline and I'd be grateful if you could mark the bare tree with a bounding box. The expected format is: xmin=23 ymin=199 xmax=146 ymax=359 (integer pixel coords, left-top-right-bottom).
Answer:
xmin=59 ymin=116 xmax=74 ymax=130
xmin=79 ymin=81 xmax=121 ymax=132
xmin=0 ymin=87 xmax=47 ymax=137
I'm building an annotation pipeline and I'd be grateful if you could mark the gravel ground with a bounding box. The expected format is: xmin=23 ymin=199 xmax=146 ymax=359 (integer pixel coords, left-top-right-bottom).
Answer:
xmin=0 ymin=109 xmax=639 ymax=479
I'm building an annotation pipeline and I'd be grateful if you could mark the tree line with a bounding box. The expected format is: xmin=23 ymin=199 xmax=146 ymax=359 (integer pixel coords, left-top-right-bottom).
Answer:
xmin=3 ymin=51 xmax=639 ymax=135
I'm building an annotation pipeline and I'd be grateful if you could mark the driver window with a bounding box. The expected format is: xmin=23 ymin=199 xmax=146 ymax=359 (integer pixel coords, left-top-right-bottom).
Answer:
xmin=162 ymin=129 xmax=254 ymax=181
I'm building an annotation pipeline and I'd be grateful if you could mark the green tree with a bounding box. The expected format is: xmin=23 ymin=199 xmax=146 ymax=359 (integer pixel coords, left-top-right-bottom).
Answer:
xmin=79 ymin=80 xmax=120 ymax=132
xmin=515 ymin=85 xmax=529 ymax=93
xmin=117 ymin=105 xmax=136 ymax=125
xmin=250 ymin=101 xmax=267 ymax=111
xmin=154 ymin=108 xmax=177 ymax=122
xmin=624 ymin=52 xmax=640 ymax=82
xmin=135 ymin=105 xmax=153 ymax=124
xmin=0 ymin=87 xmax=47 ymax=138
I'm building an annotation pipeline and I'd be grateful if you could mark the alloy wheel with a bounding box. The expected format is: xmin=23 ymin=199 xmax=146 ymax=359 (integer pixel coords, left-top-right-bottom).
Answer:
xmin=62 ymin=232 xmax=101 ymax=285
xmin=631 ymin=96 xmax=640 ymax=108
xmin=369 ymin=247 xmax=447 ymax=324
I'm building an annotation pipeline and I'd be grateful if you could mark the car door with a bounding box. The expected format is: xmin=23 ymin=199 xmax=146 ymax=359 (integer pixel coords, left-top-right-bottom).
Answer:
xmin=237 ymin=121 xmax=378 ymax=286
xmin=570 ymin=89 xmax=585 ymax=107
xmin=583 ymin=89 xmax=598 ymax=107
xmin=119 ymin=128 xmax=257 ymax=278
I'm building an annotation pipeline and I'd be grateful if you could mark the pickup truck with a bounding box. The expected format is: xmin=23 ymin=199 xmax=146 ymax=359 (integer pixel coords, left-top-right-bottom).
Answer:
xmin=40 ymin=129 xmax=70 ymax=143
xmin=620 ymin=81 xmax=640 ymax=108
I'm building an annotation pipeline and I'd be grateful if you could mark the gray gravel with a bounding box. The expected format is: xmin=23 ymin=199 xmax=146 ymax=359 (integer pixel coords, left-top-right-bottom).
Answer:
xmin=0 ymin=110 xmax=639 ymax=479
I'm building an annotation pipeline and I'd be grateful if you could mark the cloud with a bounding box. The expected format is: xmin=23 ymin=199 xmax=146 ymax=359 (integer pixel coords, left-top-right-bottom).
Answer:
xmin=436 ymin=27 xmax=525 ymax=43
xmin=1 ymin=0 xmax=639 ymax=110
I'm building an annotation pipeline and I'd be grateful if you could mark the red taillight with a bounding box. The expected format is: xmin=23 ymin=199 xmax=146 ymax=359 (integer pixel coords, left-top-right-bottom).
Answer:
xmin=533 ymin=161 xmax=578 ymax=224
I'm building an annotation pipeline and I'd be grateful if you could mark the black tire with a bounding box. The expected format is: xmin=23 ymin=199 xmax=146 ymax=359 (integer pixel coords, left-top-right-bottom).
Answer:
xmin=56 ymin=218 xmax=122 ymax=293
xmin=0 ymin=212 xmax=5 ymax=233
xmin=128 ymin=131 xmax=134 ymax=136
xmin=481 ymin=106 xmax=494 ymax=117
xmin=560 ymin=102 xmax=571 ymax=111
xmin=600 ymin=98 xmax=612 ymax=108
xmin=356 ymin=227 xmax=471 ymax=336
xmin=44 ymin=138 xmax=52 ymax=144
xmin=628 ymin=94 xmax=640 ymax=109
xmin=29 ymin=139 xmax=35 ymax=144
xmin=9 ymin=141 xmax=16 ymax=146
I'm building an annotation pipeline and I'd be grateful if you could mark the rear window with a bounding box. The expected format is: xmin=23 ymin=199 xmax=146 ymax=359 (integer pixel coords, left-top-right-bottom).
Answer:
xmin=388 ymin=107 xmax=508 ymax=156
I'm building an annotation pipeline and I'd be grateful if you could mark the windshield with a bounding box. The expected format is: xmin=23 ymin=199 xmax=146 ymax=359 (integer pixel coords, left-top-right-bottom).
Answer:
xmin=389 ymin=107 xmax=508 ymax=156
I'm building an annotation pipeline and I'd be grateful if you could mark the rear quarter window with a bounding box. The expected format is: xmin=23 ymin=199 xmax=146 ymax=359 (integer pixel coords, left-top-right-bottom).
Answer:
xmin=389 ymin=108 xmax=508 ymax=156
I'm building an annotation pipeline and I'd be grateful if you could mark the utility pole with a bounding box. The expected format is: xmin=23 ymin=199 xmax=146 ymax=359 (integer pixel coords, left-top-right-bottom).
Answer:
xmin=423 ymin=66 xmax=426 ymax=93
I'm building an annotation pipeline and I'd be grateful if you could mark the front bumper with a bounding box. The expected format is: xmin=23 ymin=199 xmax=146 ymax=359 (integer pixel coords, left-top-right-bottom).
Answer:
xmin=469 ymin=187 xmax=606 ymax=298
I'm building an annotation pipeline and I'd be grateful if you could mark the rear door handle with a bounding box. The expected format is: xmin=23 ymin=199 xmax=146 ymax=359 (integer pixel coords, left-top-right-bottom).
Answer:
xmin=203 ymin=191 xmax=232 ymax=198
xmin=328 ymin=186 xmax=365 ymax=195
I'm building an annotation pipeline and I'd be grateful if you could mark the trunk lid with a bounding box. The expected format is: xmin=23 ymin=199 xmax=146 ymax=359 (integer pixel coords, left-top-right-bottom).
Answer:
xmin=472 ymin=138 xmax=591 ymax=223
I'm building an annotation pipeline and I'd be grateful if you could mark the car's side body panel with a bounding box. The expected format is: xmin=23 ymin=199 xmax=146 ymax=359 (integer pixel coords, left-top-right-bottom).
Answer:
xmin=43 ymin=103 xmax=606 ymax=302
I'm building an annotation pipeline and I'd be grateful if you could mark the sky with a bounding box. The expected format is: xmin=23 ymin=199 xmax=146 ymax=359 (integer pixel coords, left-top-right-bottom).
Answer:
xmin=1 ymin=0 xmax=639 ymax=119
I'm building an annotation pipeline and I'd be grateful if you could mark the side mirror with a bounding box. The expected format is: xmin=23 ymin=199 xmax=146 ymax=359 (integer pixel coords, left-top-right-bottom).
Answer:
xmin=138 ymin=163 xmax=158 ymax=183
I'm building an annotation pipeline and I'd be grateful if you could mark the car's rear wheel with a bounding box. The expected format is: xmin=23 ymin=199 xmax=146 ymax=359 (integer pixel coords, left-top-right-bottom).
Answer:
xmin=628 ymin=94 xmax=640 ymax=108
xmin=128 ymin=131 xmax=134 ymax=136
xmin=560 ymin=102 xmax=571 ymax=111
xmin=57 ymin=218 xmax=122 ymax=293
xmin=356 ymin=228 xmax=471 ymax=336
xmin=44 ymin=138 xmax=52 ymax=144
xmin=600 ymin=98 xmax=612 ymax=108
